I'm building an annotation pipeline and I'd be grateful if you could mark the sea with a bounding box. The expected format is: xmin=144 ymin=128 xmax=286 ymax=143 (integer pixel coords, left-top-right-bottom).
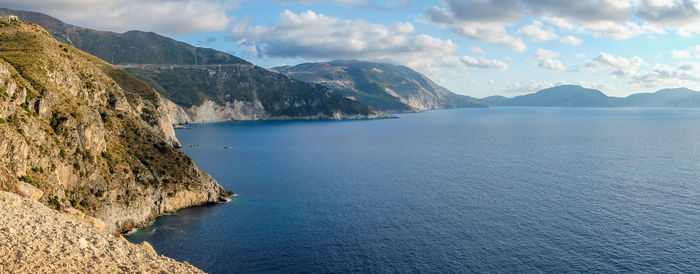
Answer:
xmin=126 ymin=107 xmax=700 ymax=273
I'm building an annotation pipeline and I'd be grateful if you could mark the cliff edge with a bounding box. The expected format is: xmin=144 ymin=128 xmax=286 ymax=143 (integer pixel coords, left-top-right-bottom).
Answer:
xmin=0 ymin=19 xmax=231 ymax=233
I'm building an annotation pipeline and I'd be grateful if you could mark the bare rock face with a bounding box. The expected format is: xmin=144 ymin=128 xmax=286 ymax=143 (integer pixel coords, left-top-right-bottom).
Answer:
xmin=0 ymin=191 xmax=203 ymax=273
xmin=0 ymin=20 xmax=231 ymax=234
xmin=13 ymin=181 xmax=43 ymax=201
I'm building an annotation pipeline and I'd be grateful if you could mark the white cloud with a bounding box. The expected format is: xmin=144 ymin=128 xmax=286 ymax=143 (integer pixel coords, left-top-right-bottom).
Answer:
xmin=425 ymin=0 xmax=639 ymax=50
xmin=670 ymin=45 xmax=700 ymax=59
xmin=469 ymin=46 xmax=485 ymax=54
xmin=533 ymin=48 xmax=565 ymax=71
xmin=503 ymin=79 xmax=554 ymax=93
xmin=630 ymin=62 xmax=700 ymax=87
xmin=460 ymin=56 xmax=509 ymax=70
xmin=231 ymin=10 xmax=459 ymax=75
xmin=1 ymin=0 xmax=236 ymax=35
xmin=448 ymin=24 xmax=527 ymax=52
xmin=585 ymin=53 xmax=644 ymax=77
xmin=519 ymin=20 xmax=558 ymax=42
xmin=592 ymin=21 xmax=664 ymax=39
xmin=560 ymin=35 xmax=583 ymax=45
xmin=270 ymin=0 xmax=411 ymax=10
xmin=635 ymin=0 xmax=700 ymax=36
xmin=671 ymin=49 xmax=693 ymax=59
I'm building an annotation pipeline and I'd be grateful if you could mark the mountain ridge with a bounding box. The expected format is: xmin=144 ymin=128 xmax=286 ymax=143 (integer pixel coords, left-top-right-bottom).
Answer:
xmin=272 ymin=60 xmax=488 ymax=112
xmin=485 ymin=85 xmax=700 ymax=108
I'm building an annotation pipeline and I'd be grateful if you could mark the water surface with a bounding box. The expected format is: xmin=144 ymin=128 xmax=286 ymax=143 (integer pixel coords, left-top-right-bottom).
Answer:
xmin=127 ymin=108 xmax=700 ymax=273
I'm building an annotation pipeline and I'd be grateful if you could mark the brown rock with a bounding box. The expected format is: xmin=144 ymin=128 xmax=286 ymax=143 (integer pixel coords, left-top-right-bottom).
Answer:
xmin=13 ymin=181 xmax=43 ymax=201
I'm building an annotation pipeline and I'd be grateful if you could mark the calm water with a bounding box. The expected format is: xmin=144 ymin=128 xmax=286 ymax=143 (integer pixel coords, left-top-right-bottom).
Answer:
xmin=127 ymin=108 xmax=700 ymax=273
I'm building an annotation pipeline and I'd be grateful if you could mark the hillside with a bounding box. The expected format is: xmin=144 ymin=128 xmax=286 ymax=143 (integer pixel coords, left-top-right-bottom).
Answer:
xmin=497 ymin=85 xmax=614 ymax=107
xmin=490 ymin=85 xmax=700 ymax=107
xmin=0 ymin=18 xmax=230 ymax=233
xmin=0 ymin=8 xmax=383 ymax=122
xmin=617 ymin=88 xmax=700 ymax=107
xmin=480 ymin=95 xmax=510 ymax=106
xmin=272 ymin=60 xmax=487 ymax=112
xmin=0 ymin=191 xmax=204 ymax=272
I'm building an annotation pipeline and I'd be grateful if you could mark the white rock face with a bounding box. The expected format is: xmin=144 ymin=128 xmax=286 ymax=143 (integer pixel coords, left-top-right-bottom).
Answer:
xmin=163 ymin=98 xmax=267 ymax=124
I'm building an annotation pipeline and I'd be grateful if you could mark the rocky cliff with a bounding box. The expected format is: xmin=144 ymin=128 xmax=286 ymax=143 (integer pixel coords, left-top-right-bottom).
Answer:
xmin=272 ymin=60 xmax=488 ymax=112
xmin=0 ymin=19 xmax=230 ymax=233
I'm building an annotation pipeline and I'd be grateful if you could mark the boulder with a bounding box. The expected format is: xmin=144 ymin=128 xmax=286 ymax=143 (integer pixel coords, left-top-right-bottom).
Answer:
xmin=13 ymin=181 xmax=43 ymax=201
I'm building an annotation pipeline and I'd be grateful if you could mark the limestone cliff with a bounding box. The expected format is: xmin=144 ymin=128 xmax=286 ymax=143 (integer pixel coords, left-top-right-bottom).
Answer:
xmin=0 ymin=19 xmax=230 ymax=233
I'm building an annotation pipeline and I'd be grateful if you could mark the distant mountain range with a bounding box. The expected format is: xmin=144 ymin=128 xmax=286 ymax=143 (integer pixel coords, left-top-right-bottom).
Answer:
xmin=481 ymin=85 xmax=700 ymax=108
xmin=273 ymin=60 xmax=487 ymax=112
xmin=0 ymin=8 xmax=382 ymax=122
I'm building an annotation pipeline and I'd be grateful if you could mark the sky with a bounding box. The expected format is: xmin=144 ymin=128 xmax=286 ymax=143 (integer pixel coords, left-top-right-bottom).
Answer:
xmin=2 ymin=0 xmax=700 ymax=98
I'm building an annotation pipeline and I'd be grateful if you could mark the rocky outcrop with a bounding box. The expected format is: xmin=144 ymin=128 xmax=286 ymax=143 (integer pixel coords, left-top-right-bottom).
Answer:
xmin=0 ymin=20 xmax=231 ymax=234
xmin=162 ymin=98 xmax=266 ymax=124
xmin=0 ymin=191 xmax=204 ymax=273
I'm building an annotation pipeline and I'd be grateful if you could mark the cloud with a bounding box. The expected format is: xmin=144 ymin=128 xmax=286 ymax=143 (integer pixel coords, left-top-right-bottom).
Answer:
xmin=533 ymin=48 xmax=565 ymax=71
xmin=460 ymin=56 xmax=509 ymax=70
xmin=670 ymin=45 xmax=700 ymax=59
xmin=560 ymin=35 xmax=582 ymax=45
xmin=425 ymin=0 xmax=526 ymax=51
xmin=1 ymin=0 xmax=236 ymax=35
xmin=519 ymin=20 xmax=558 ymax=42
xmin=585 ymin=53 xmax=644 ymax=77
xmin=197 ymin=36 xmax=218 ymax=46
xmin=270 ymin=0 xmax=411 ymax=10
xmin=503 ymin=79 xmax=554 ymax=93
xmin=424 ymin=0 xmax=640 ymax=50
xmin=583 ymin=52 xmax=700 ymax=88
xmin=592 ymin=21 xmax=664 ymax=39
xmin=635 ymin=0 xmax=700 ymax=36
xmin=469 ymin=46 xmax=485 ymax=54
xmin=630 ymin=62 xmax=700 ymax=87
xmin=231 ymin=10 xmax=458 ymax=74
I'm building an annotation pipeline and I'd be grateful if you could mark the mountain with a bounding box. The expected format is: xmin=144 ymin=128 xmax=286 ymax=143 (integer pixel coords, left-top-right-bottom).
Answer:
xmin=617 ymin=88 xmax=700 ymax=107
xmin=0 ymin=18 xmax=230 ymax=233
xmin=479 ymin=95 xmax=510 ymax=106
xmin=497 ymin=85 xmax=614 ymax=107
xmin=489 ymin=85 xmax=700 ymax=108
xmin=0 ymin=8 xmax=383 ymax=122
xmin=272 ymin=60 xmax=487 ymax=112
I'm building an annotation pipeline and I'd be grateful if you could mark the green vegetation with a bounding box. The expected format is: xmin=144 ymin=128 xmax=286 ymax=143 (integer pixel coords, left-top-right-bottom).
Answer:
xmin=18 ymin=175 xmax=38 ymax=187
xmin=140 ymin=107 xmax=157 ymax=125
xmin=50 ymin=112 xmax=68 ymax=133
xmin=19 ymin=102 xmax=29 ymax=112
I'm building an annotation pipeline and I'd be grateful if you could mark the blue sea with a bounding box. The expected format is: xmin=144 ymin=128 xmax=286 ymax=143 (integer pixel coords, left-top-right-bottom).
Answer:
xmin=126 ymin=107 xmax=700 ymax=273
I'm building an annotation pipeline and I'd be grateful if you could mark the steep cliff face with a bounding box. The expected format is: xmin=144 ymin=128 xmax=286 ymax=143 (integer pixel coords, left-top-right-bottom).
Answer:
xmin=0 ymin=20 xmax=230 ymax=233
xmin=272 ymin=60 xmax=488 ymax=112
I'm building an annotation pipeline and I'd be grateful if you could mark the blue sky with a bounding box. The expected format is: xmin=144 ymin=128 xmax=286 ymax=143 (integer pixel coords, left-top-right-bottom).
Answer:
xmin=4 ymin=0 xmax=700 ymax=97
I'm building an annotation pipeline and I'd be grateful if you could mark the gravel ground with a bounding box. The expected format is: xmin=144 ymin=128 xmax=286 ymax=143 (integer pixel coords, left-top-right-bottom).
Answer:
xmin=0 ymin=191 xmax=203 ymax=273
